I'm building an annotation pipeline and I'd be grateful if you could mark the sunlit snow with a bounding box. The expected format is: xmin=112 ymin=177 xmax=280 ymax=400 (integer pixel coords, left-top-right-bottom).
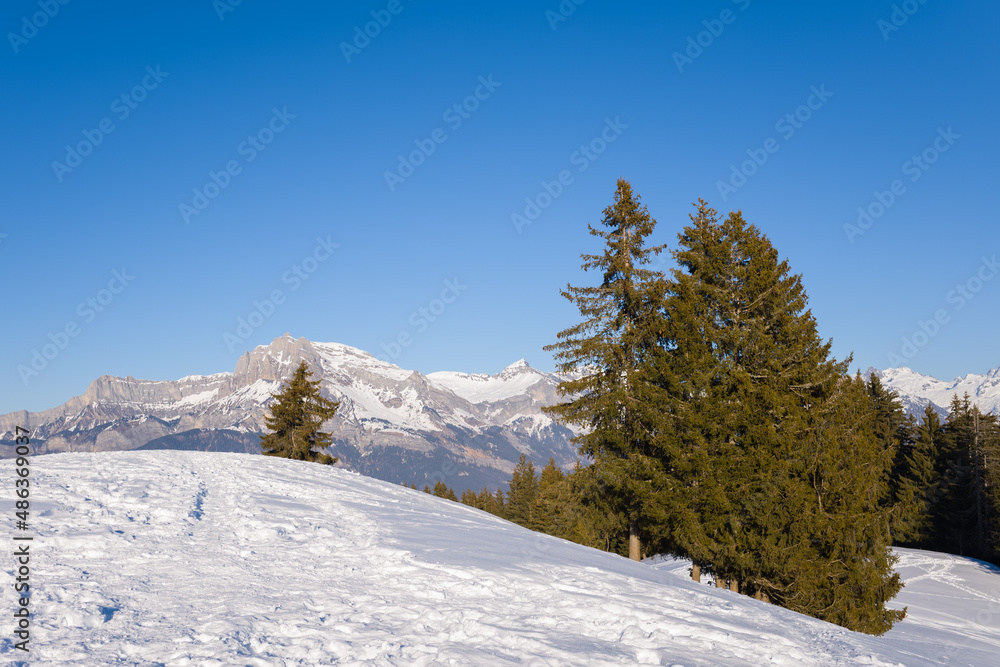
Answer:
xmin=3 ymin=451 xmax=998 ymax=665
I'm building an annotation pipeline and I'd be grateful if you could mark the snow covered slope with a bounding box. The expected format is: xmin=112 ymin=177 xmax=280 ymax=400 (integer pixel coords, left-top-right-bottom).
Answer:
xmin=3 ymin=451 xmax=998 ymax=665
xmin=870 ymin=365 xmax=1000 ymax=417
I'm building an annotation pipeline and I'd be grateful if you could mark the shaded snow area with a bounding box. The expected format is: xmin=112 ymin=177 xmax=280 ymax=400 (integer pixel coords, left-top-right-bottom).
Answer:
xmin=650 ymin=550 xmax=1000 ymax=667
xmin=2 ymin=453 xmax=997 ymax=665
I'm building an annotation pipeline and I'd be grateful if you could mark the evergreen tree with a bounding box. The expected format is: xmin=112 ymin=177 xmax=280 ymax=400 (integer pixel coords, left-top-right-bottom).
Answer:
xmin=983 ymin=416 xmax=1000 ymax=561
xmin=532 ymin=457 xmax=567 ymax=533
xmin=260 ymin=360 xmax=339 ymax=464
xmin=429 ymin=481 xmax=457 ymax=501
xmin=506 ymin=454 xmax=539 ymax=527
xmin=867 ymin=376 xmax=913 ymax=504
xmin=544 ymin=178 xmax=669 ymax=561
xmin=940 ymin=395 xmax=999 ymax=560
xmin=492 ymin=488 xmax=507 ymax=518
xmin=894 ymin=405 xmax=945 ymax=547
xmin=650 ymin=202 xmax=903 ymax=633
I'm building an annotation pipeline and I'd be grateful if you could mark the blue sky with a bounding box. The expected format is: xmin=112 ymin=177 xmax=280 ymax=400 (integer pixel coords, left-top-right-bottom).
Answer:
xmin=3 ymin=0 xmax=998 ymax=413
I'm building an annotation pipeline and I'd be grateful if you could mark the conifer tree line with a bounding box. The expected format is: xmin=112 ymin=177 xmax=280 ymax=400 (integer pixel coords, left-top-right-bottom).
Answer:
xmin=877 ymin=384 xmax=1000 ymax=562
xmin=409 ymin=454 xmax=633 ymax=555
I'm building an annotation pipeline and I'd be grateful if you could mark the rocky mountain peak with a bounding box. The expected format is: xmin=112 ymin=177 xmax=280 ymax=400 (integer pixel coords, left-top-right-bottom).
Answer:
xmin=498 ymin=358 xmax=536 ymax=380
xmin=234 ymin=335 xmax=322 ymax=383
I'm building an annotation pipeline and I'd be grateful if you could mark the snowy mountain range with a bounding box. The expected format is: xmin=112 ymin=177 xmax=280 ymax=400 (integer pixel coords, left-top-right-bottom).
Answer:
xmin=868 ymin=364 xmax=1000 ymax=418
xmin=3 ymin=332 xmax=996 ymax=490
xmin=4 ymin=450 xmax=998 ymax=665
xmin=0 ymin=334 xmax=580 ymax=492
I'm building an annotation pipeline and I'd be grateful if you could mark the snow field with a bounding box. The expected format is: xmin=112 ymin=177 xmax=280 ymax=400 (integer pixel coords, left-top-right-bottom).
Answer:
xmin=1 ymin=451 xmax=997 ymax=665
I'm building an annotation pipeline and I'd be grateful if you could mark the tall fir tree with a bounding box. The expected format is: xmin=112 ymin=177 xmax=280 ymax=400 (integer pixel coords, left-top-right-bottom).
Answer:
xmin=260 ymin=360 xmax=339 ymax=464
xmin=544 ymin=178 xmax=669 ymax=561
xmin=649 ymin=201 xmax=904 ymax=633
xmin=893 ymin=405 xmax=945 ymax=547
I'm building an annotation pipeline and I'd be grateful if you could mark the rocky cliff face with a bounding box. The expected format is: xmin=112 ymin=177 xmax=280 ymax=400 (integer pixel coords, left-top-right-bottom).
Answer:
xmin=0 ymin=335 xmax=580 ymax=492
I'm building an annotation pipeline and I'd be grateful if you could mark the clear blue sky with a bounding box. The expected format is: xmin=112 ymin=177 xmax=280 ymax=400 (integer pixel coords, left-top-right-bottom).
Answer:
xmin=3 ymin=0 xmax=998 ymax=413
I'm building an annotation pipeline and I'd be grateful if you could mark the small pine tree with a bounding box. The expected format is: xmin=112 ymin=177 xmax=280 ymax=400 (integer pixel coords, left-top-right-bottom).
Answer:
xmin=532 ymin=457 xmax=566 ymax=533
xmin=506 ymin=454 xmax=539 ymax=527
xmin=492 ymin=488 xmax=507 ymax=518
xmin=260 ymin=360 xmax=339 ymax=464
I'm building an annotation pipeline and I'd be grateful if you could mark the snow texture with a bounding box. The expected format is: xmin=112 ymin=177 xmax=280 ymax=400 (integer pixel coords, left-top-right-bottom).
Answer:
xmin=2 ymin=451 xmax=998 ymax=665
xmin=878 ymin=365 xmax=1000 ymax=415
xmin=427 ymin=361 xmax=547 ymax=405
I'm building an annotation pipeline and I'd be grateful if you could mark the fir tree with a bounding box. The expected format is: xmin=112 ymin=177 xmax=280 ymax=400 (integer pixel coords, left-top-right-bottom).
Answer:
xmin=506 ymin=454 xmax=539 ymax=527
xmin=940 ymin=395 xmax=999 ymax=560
xmin=894 ymin=405 xmax=945 ymax=547
xmin=650 ymin=202 xmax=904 ymax=633
xmin=260 ymin=360 xmax=339 ymax=464
xmin=532 ymin=457 xmax=567 ymax=533
xmin=868 ymin=376 xmax=913 ymax=503
xmin=492 ymin=488 xmax=507 ymax=518
xmin=544 ymin=178 xmax=669 ymax=561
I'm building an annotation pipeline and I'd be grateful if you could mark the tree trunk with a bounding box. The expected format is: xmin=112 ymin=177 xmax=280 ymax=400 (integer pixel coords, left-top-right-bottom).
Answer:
xmin=628 ymin=517 xmax=641 ymax=561
xmin=715 ymin=576 xmax=725 ymax=588
xmin=691 ymin=564 xmax=701 ymax=583
xmin=728 ymin=578 xmax=739 ymax=593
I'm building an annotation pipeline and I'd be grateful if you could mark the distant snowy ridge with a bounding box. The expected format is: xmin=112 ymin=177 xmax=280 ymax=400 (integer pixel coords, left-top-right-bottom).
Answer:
xmin=0 ymin=335 xmax=580 ymax=491
xmin=4 ymin=450 xmax=998 ymax=665
xmin=868 ymin=364 xmax=1000 ymax=417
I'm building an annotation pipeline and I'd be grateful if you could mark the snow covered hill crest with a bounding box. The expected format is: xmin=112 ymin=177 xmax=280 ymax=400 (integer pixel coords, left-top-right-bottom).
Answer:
xmin=0 ymin=335 xmax=577 ymax=491
xmin=3 ymin=450 xmax=999 ymax=666
xmin=868 ymin=365 xmax=1000 ymax=417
